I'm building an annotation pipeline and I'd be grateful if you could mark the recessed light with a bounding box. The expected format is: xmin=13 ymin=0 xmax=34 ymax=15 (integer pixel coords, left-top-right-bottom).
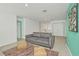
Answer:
xmin=25 ymin=3 xmax=28 ymax=7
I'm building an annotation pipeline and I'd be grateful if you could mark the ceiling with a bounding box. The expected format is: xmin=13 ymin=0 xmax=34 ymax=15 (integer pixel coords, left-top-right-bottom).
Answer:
xmin=0 ymin=3 xmax=68 ymax=21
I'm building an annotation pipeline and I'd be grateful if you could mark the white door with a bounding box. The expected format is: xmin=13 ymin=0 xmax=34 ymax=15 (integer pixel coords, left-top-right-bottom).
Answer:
xmin=53 ymin=22 xmax=65 ymax=36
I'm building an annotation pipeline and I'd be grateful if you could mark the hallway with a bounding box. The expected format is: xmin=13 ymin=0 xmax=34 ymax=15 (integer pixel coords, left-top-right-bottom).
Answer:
xmin=53 ymin=36 xmax=71 ymax=56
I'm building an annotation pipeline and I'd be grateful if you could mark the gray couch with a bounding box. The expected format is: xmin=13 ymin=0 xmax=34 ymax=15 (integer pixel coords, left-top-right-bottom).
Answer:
xmin=25 ymin=32 xmax=55 ymax=49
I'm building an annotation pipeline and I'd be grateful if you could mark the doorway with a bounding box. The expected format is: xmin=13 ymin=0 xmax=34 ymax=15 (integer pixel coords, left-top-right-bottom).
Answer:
xmin=17 ymin=20 xmax=22 ymax=41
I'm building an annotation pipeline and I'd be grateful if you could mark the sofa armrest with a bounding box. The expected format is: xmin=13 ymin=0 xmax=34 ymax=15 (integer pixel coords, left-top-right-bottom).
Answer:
xmin=48 ymin=36 xmax=55 ymax=49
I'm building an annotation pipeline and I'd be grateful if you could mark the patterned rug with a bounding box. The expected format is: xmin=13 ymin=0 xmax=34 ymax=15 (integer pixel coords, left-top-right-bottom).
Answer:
xmin=3 ymin=43 xmax=59 ymax=56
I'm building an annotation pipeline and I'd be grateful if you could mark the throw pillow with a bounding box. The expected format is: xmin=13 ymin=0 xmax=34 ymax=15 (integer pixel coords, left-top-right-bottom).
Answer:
xmin=17 ymin=39 xmax=28 ymax=50
xmin=34 ymin=46 xmax=47 ymax=56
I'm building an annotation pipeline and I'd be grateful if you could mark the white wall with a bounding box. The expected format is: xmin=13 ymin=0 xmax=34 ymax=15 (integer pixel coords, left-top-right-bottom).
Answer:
xmin=0 ymin=14 xmax=40 ymax=47
xmin=0 ymin=13 xmax=17 ymax=47
xmin=24 ymin=17 xmax=40 ymax=38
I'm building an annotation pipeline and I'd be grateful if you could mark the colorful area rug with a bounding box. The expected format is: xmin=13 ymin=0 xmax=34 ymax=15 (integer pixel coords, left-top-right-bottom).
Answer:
xmin=3 ymin=43 xmax=59 ymax=56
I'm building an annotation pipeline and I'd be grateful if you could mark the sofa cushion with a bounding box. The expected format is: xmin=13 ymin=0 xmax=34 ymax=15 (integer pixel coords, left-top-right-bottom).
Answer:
xmin=26 ymin=37 xmax=37 ymax=41
xmin=36 ymin=39 xmax=48 ymax=44
xmin=36 ymin=37 xmax=49 ymax=44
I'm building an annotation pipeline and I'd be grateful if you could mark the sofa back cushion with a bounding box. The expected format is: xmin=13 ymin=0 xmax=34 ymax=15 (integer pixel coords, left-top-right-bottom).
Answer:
xmin=40 ymin=33 xmax=52 ymax=38
xmin=33 ymin=32 xmax=40 ymax=37
xmin=33 ymin=32 xmax=52 ymax=38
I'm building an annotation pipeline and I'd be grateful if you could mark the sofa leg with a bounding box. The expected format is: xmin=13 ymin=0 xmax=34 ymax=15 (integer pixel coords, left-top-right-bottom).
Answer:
xmin=50 ymin=47 xmax=51 ymax=49
xmin=48 ymin=47 xmax=52 ymax=56
xmin=50 ymin=46 xmax=53 ymax=49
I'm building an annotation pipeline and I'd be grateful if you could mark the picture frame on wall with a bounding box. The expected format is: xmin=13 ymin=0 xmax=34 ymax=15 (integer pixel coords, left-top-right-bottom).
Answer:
xmin=68 ymin=3 xmax=78 ymax=32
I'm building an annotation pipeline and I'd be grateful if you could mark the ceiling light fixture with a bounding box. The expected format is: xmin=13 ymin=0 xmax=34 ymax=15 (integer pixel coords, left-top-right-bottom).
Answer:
xmin=25 ymin=3 xmax=28 ymax=7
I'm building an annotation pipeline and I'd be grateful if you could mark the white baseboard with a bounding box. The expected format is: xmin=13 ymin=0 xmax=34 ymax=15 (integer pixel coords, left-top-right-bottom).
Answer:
xmin=0 ymin=42 xmax=17 ymax=52
xmin=65 ymin=44 xmax=72 ymax=56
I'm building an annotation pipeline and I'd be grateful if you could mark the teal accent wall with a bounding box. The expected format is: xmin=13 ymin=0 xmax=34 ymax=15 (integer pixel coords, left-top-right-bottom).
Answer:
xmin=66 ymin=3 xmax=79 ymax=56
